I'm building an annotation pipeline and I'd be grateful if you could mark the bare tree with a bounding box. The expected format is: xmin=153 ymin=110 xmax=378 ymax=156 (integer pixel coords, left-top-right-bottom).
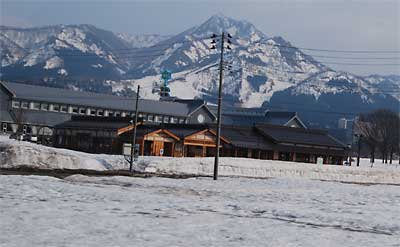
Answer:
xmin=357 ymin=109 xmax=400 ymax=165
xmin=356 ymin=120 xmax=378 ymax=164
xmin=12 ymin=108 xmax=27 ymax=135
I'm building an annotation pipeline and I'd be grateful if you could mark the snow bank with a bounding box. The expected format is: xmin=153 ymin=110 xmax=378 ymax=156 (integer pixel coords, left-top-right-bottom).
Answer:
xmin=0 ymin=136 xmax=126 ymax=170
xmin=137 ymin=156 xmax=400 ymax=184
xmin=1 ymin=135 xmax=399 ymax=184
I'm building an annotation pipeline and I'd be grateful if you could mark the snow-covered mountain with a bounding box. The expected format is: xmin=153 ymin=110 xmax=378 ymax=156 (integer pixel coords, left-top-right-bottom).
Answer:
xmin=117 ymin=33 xmax=172 ymax=48
xmin=1 ymin=15 xmax=399 ymax=127
xmin=0 ymin=24 xmax=138 ymax=81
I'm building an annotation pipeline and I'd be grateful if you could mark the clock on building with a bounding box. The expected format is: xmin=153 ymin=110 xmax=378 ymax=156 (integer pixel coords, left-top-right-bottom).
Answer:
xmin=197 ymin=114 xmax=205 ymax=123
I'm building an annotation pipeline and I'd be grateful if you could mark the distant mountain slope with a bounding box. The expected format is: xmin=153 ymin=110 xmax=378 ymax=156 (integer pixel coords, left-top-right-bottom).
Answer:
xmin=117 ymin=33 xmax=172 ymax=48
xmin=0 ymin=15 xmax=399 ymax=128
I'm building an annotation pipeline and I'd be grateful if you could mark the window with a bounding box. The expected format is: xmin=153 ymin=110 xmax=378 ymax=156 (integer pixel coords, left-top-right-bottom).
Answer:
xmin=31 ymin=102 xmax=40 ymax=110
xmin=170 ymin=117 xmax=178 ymax=124
xmin=97 ymin=110 xmax=104 ymax=116
xmin=79 ymin=108 xmax=86 ymax=115
xmin=22 ymin=125 xmax=27 ymax=134
xmin=12 ymin=101 xmax=20 ymax=108
xmin=41 ymin=103 xmax=49 ymax=111
xmin=155 ymin=115 xmax=163 ymax=123
xmin=114 ymin=112 xmax=121 ymax=117
xmin=90 ymin=109 xmax=96 ymax=116
xmin=71 ymin=107 xmax=78 ymax=114
xmin=179 ymin=118 xmax=185 ymax=124
xmin=163 ymin=116 xmax=169 ymax=123
xmin=2 ymin=123 xmax=7 ymax=133
xmin=52 ymin=104 xmax=60 ymax=112
xmin=60 ymin=105 xmax=68 ymax=113
xmin=21 ymin=101 xmax=29 ymax=109
xmin=147 ymin=115 xmax=154 ymax=122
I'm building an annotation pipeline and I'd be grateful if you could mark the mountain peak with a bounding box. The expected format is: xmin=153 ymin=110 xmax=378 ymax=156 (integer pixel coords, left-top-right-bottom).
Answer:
xmin=189 ymin=14 xmax=267 ymax=41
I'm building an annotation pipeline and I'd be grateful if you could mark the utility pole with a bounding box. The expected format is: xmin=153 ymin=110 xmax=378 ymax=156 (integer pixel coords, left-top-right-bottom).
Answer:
xmin=211 ymin=32 xmax=232 ymax=180
xmin=213 ymin=32 xmax=225 ymax=181
xmin=129 ymin=85 xmax=140 ymax=173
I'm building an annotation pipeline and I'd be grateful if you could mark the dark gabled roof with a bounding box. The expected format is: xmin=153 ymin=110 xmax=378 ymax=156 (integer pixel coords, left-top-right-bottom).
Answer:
xmin=154 ymin=123 xmax=209 ymax=138
xmin=264 ymin=111 xmax=297 ymax=125
xmin=174 ymin=99 xmax=217 ymax=120
xmin=255 ymin=124 xmax=347 ymax=148
xmin=55 ymin=116 xmax=133 ymax=130
xmin=207 ymin=104 xmax=305 ymax=127
xmin=221 ymin=114 xmax=270 ymax=126
xmin=1 ymin=82 xmax=204 ymax=117
xmin=220 ymin=125 xmax=275 ymax=150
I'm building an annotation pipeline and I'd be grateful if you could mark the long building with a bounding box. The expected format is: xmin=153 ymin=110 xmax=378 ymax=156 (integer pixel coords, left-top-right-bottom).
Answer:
xmin=54 ymin=116 xmax=348 ymax=165
xmin=0 ymin=81 xmax=216 ymax=135
xmin=0 ymin=81 xmax=309 ymax=136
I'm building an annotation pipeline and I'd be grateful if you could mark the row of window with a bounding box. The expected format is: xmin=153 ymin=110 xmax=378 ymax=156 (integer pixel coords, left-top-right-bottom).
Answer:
xmin=11 ymin=100 xmax=187 ymax=124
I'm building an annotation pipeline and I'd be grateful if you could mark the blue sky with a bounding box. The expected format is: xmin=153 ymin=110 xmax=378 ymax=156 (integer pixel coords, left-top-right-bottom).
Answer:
xmin=1 ymin=0 xmax=399 ymax=75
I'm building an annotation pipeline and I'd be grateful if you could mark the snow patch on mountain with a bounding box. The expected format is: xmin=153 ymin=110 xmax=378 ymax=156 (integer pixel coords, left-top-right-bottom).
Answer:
xmin=58 ymin=68 xmax=68 ymax=76
xmin=57 ymin=27 xmax=88 ymax=52
xmin=44 ymin=56 xmax=63 ymax=69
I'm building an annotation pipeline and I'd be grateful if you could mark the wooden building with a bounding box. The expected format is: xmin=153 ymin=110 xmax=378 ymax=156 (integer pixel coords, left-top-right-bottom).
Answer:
xmin=118 ymin=126 xmax=230 ymax=158
xmin=55 ymin=116 xmax=348 ymax=165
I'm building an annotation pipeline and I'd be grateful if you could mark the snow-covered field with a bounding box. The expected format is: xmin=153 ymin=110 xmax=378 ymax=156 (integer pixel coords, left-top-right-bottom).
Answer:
xmin=1 ymin=136 xmax=400 ymax=246
xmin=1 ymin=135 xmax=399 ymax=184
xmin=0 ymin=175 xmax=399 ymax=247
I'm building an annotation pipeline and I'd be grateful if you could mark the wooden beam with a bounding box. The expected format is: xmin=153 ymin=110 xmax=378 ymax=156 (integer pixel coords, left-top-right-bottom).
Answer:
xmin=117 ymin=122 xmax=142 ymax=136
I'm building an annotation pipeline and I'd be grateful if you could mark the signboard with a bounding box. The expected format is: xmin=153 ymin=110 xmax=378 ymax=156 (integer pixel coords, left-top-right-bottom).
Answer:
xmin=123 ymin=143 xmax=140 ymax=161
xmin=159 ymin=149 xmax=164 ymax=155
xmin=123 ymin=143 xmax=132 ymax=156
xmin=317 ymin=157 xmax=324 ymax=165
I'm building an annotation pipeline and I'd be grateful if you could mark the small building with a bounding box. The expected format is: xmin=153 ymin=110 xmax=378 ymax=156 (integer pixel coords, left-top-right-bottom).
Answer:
xmin=54 ymin=116 xmax=348 ymax=165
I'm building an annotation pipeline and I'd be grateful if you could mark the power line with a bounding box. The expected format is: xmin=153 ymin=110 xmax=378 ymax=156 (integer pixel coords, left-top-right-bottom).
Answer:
xmin=302 ymin=54 xmax=400 ymax=60
xmin=260 ymin=41 xmax=400 ymax=54
xmin=22 ymin=36 xmax=212 ymax=57
xmin=317 ymin=61 xmax=400 ymax=66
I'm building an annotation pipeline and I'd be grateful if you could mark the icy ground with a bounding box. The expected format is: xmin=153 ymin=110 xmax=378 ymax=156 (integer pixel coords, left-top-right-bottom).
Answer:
xmin=1 ymin=135 xmax=399 ymax=184
xmin=0 ymin=175 xmax=399 ymax=247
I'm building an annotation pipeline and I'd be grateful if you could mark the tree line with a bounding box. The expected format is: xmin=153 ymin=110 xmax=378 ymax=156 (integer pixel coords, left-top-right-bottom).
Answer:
xmin=356 ymin=109 xmax=400 ymax=164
